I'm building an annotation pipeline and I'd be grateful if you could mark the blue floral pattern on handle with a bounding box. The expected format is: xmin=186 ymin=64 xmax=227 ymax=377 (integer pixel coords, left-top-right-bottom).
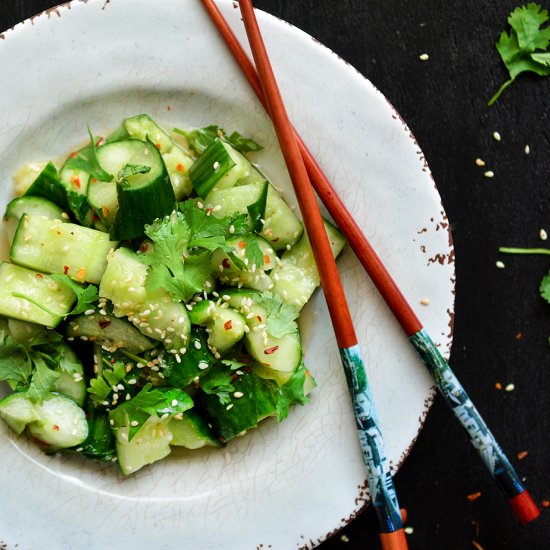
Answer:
xmin=410 ymin=329 xmax=525 ymax=499
xmin=340 ymin=345 xmax=403 ymax=533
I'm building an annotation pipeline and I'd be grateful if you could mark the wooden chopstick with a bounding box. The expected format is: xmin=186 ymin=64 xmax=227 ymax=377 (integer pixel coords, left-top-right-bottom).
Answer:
xmin=201 ymin=0 xmax=541 ymax=526
xmin=236 ymin=1 xmax=408 ymax=548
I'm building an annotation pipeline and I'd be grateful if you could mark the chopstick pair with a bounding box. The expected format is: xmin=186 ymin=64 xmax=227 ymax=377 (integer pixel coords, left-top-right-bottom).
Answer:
xmin=201 ymin=0 xmax=540 ymax=534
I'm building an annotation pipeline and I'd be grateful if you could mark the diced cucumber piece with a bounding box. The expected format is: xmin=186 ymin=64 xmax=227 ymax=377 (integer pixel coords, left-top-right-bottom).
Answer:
xmin=123 ymin=114 xmax=174 ymax=154
xmin=188 ymin=299 xmax=246 ymax=352
xmin=51 ymin=343 xmax=86 ymax=406
xmin=23 ymin=162 xmax=68 ymax=211
xmin=168 ymin=409 xmax=221 ymax=449
xmin=0 ymin=392 xmax=88 ymax=451
xmin=78 ymin=405 xmax=116 ymax=461
xmin=3 ymin=196 xmax=66 ymax=245
xmin=162 ymin=146 xmax=194 ymax=199
xmin=162 ymin=327 xmax=216 ymax=387
xmin=205 ymin=181 xmax=303 ymax=250
xmin=190 ymin=138 xmax=251 ymax=198
xmin=13 ymin=162 xmax=49 ymax=196
xmin=211 ymin=234 xmax=276 ymax=292
xmin=6 ymin=318 xmax=47 ymax=345
xmin=90 ymin=139 xmax=175 ymax=240
xmin=225 ymin=289 xmax=302 ymax=373
xmin=114 ymin=415 xmax=172 ymax=475
xmin=0 ymin=262 xmax=75 ymax=327
xmin=271 ymin=219 xmax=346 ymax=309
xmin=99 ymin=248 xmax=190 ymax=352
xmin=67 ymin=313 xmax=156 ymax=354
xmin=198 ymin=368 xmax=281 ymax=442
xmin=10 ymin=215 xmax=118 ymax=284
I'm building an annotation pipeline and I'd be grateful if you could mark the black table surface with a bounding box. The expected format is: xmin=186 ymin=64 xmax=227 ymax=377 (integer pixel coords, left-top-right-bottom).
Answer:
xmin=2 ymin=1 xmax=550 ymax=549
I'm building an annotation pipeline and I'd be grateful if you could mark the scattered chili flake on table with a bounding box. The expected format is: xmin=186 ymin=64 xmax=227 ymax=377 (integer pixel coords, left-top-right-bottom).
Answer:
xmin=472 ymin=541 xmax=485 ymax=550
xmin=542 ymin=500 xmax=550 ymax=508
xmin=517 ymin=450 xmax=528 ymax=460
xmin=515 ymin=332 xmax=523 ymax=340
xmin=495 ymin=382 xmax=502 ymax=390
xmin=467 ymin=492 xmax=482 ymax=502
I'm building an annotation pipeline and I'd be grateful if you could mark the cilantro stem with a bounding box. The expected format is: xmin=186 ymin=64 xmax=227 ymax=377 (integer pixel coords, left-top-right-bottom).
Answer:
xmin=120 ymin=349 xmax=147 ymax=364
xmin=11 ymin=292 xmax=58 ymax=317
xmin=488 ymin=78 xmax=514 ymax=106
xmin=499 ymin=247 xmax=550 ymax=255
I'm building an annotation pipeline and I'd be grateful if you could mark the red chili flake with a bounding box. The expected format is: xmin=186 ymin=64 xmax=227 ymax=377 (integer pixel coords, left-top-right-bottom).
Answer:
xmin=98 ymin=319 xmax=112 ymax=329
xmin=91 ymin=178 xmax=97 ymax=183
xmin=167 ymin=105 xmax=173 ymax=111
xmin=222 ymin=258 xmax=231 ymax=269
xmin=542 ymin=500 xmax=550 ymax=508
xmin=110 ymin=358 xmax=116 ymax=365
xmin=256 ymin=315 xmax=262 ymax=323
xmin=140 ymin=242 xmax=151 ymax=253
xmin=102 ymin=206 xmax=109 ymax=218
xmin=35 ymin=273 xmax=44 ymax=279
xmin=69 ymin=151 xmax=78 ymax=158
xmin=517 ymin=450 xmax=528 ymax=460
xmin=515 ymin=332 xmax=523 ymax=341
xmin=400 ymin=508 xmax=408 ymax=524
xmin=495 ymin=382 xmax=502 ymax=390
xmin=238 ymin=241 xmax=246 ymax=249
xmin=53 ymin=425 xmax=60 ymax=432
xmin=472 ymin=542 xmax=484 ymax=550
xmin=56 ymin=230 xmax=62 ymax=235
xmin=92 ymin=213 xmax=100 ymax=222
xmin=155 ymin=143 xmax=161 ymax=150
xmin=176 ymin=163 xmax=184 ymax=172
xmin=206 ymin=207 xmax=213 ymax=215
xmin=231 ymin=374 xmax=239 ymax=382
xmin=467 ymin=492 xmax=482 ymax=502
xmin=70 ymin=175 xmax=81 ymax=189
xmin=264 ymin=345 xmax=279 ymax=355
xmin=263 ymin=254 xmax=271 ymax=265
xmin=63 ymin=265 xmax=70 ymax=275
xmin=224 ymin=320 xmax=233 ymax=330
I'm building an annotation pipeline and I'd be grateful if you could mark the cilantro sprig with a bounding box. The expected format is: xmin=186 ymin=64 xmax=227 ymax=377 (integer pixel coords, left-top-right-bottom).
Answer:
xmin=489 ymin=3 xmax=550 ymax=105
xmin=50 ymin=274 xmax=99 ymax=316
xmin=174 ymin=125 xmax=263 ymax=155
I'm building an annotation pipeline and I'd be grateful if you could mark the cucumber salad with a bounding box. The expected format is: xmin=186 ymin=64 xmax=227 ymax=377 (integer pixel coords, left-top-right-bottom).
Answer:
xmin=0 ymin=114 xmax=345 ymax=475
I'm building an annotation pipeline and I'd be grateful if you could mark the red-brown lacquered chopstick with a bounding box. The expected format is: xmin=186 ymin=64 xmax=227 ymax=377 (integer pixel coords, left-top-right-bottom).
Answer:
xmin=200 ymin=0 xmax=541 ymax=526
xmin=236 ymin=1 xmax=408 ymax=548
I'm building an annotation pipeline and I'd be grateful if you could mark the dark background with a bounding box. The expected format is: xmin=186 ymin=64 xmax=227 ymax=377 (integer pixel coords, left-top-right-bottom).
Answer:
xmin=2 ymin=1 xmax=550 ymax=549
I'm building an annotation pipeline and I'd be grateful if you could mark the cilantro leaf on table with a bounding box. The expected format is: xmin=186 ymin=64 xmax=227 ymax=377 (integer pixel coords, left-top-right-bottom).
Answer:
xmin=539 ymin=272 xmax=550 ymax=303
xmin=173 ymin=125 xmax=262 ymax=155
xmin=50 ymin=274 xmax=99 ymax=316
xmin=489 ymin=3 xmax=550 ymax=105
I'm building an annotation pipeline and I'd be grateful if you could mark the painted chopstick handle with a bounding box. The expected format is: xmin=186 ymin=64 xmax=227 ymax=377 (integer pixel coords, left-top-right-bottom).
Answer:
xmin=410 ymin=330 xmax=541 ymax=524
xmin=340 ymin=346 xmax=407 ymax=544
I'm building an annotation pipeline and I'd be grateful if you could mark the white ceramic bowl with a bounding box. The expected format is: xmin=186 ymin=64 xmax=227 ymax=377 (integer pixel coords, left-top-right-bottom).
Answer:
xmin=0 ymin=1 xmax=454 ymax=548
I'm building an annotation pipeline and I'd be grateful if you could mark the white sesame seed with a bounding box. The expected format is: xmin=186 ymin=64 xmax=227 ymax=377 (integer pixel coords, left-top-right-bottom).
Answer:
xmin=525 ymin=144 xmax=530 ymax=155
xmin=419 ymin=53 xmax=429 ymax=61
xmin=496 ymin=260 xmax=505 ymax=269
xmin=493 ymin=131 xmax=501 ymax=141
xmin=420 ymin=298 xmax=431 ymax=305
xmin=540 ymin=229 xmax=548 ymax=241
xmin=171 ymin=399 xmax=178 ymax=407
xmin=197 ymin=201 xmax=204 ymax=209
xmin=484 ymin=170 xmax=494 ymax=178
xmin=234 ymin=392 xmax=244 ymax=398
xmin=198 ymin=361 xmax=209 ymax=370
xmin=194 ymin=340 xmax=202 ymax=350
xmin=505 ymin=383 xmax=515 ymax=392
xmin=404 ymin=527 xmax=414 ymax=535
xmin=84 ymin=309 xmax=95 ymax=316
xmin=130 ymin=420 xmax=139 ymax=427
xmin=226 ymin=404 xmax=234 ymax=410
xmin=475 ymin=158 xmax=485 ymax=167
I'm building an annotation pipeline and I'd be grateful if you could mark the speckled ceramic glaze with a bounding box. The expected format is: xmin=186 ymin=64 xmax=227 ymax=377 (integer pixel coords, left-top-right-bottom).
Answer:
xmin=0 ymin=1 xmax=455 ymax=548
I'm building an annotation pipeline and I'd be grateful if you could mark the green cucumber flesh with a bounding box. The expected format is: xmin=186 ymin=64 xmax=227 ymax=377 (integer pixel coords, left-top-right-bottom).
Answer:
xmin=168 ymin=409 xmax=221 ymax=449
xmin=67 ymin=313 xmax=156 ymax=354
xmin=23 ymin=162 xmax=68 ymax=211
xmin=3 ymin=196 xmax=66 ymax=245
xmin=123 ymin=114 xmax=174 ymax=154
xmin=10 ymin=215 xmax=118 ymax=284
xmin=0 ymin=262 xmax=75 ymax=327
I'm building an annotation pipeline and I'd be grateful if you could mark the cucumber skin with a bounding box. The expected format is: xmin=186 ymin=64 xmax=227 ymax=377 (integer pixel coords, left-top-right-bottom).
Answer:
xmin=24 ymin=162 xmax=68 ymax=211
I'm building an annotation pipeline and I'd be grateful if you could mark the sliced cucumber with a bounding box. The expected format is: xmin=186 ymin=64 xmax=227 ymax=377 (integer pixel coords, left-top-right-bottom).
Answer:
xmin=6 ymin=318 xmax=47 ymax=345
xmin=188 ymin=299 xmax=246 ymax=353
xmin=123 ymin=114 xmax=174 ymax=154
xmin=51 ymin=343 xmax=86 ymax=406
xmin=210 ymin=234 xmax=276 ymax=292
xmin=114 ymin=415 xmax=173 ymax=475
xmin=3 ymin=196 xmax=66 ymax=245
xmin=271 ymin=218 xmax=346 ymax=309
xmin=168 ymin=409 xmax=221 ymax=449
xmin=67 ymin=313 xmax=156 ymax=354
xmin=205 ymin=181 xmax=303 ymax=250
xmin=99 ymin=248 xmax=190 ymax=352
xmin=162 ymin=146 xmax=194 ymax=199
xmin=225 ymin=289 xmax=302 ymax=373
xmin=13 ymin=162 xmax=49 ymax=196
xmin=23 ymin=162 xmax=68 ymax=211
xmin=0 ymin=262 xmax=75 ymax=327
xmin=0 ymin=392 xmax=88 ymax=451
xmin=89 ymin=139 xmax=175 ymax=240
xmin=10 ymin=215 xmax=117 ymax=284
xmin=190 ymin=138 xmax=251 ymax=198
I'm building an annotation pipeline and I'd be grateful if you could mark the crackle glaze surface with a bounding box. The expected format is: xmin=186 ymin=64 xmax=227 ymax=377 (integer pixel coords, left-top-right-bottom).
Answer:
xmin=0 ymin=1 xmax=454 ymax=548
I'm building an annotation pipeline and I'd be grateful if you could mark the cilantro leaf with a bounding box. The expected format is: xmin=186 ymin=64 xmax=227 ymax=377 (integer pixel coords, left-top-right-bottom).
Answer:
xmin=489 ymin=3 xmax=550 ymax=105
xmin=27 ymin=354 xmax=60 ymax=403
xmin=118 ymin=163 xmax=151 ymax=180
xmin=50 ymin=274 xmax=99 ymax=316
xmin=173 ymin=125 xmax=262 ymax=155
xmin=88 ymin=360 xmax=127 ymax=404
xmin=200 ymin=364 xmax=235 ymax=405
xmin=64 ymin=127 xmax=112 ymax=182
xmin=0 ymin=330 xmax=32 ymax=390
xmin=275 ymin=365 xmax=313 ymax=422
xmin=256 ymin=293 xmax=299 ymax=338
xmin=539 ymin=271 xmax=550 ymax=303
